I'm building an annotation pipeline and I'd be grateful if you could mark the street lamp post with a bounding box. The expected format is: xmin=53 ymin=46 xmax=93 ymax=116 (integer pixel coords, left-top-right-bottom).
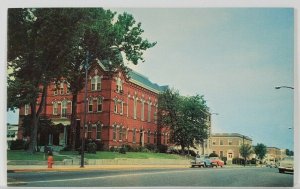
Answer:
xmin=81 ymin=51 xmax=89 ymax=168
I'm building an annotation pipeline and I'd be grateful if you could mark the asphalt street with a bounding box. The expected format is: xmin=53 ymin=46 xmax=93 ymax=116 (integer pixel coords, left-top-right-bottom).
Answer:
xmin=8 ymin=167 xmax=293 ymax=187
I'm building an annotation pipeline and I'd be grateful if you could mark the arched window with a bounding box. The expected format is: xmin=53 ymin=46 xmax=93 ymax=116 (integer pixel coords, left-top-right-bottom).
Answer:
xmin=96 ymin=123 xmax=102 ymax=140
xmin=114 ymin=98 xmax=118 ymax=113
xmin=53 ymin=102 xmax=58 ymax=115
xmin=91 ymin=76 xmax=101 ymax=91
xmin=97 ymin=97 xmax=103 ymax=112
xmin=61 ymin=100 xmax=67 ymax=118
xmin=116 ymin=73 xmax=123 ymax=93
xmin=119 ymin=127 xmax=123 ymax=141
xmin=60 ymin=82 xmax=64 ymax=95
xmin=141 ymin=100 xmax=145 ymax=121
xmin=133 ymin=96 xmax=137 ymax=119
xmin=113 ymin=125 xmax=117 ymax=141
xmin=147 ymin=130 xmax=151 ymax=143
xmin=133 ymin=128 xmax=136 ymax=143
xmin=147 ymin=101 xmax=151 ymax=122
xmin=88 ymin=98 xmax=93 ymax=112
xmin=154 ymin=131 xmax=157 ymax=144
xmin=87 ymin=123 xmax=92 ymax=139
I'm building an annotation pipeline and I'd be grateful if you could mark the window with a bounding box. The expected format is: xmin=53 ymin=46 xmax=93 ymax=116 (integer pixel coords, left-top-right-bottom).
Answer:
xmin=147 ymin=102 xmax=151 ymax=122
xmin=212 ymin=140 xmax=216 ymax=145
xmin=220 ymin=151 xmax=224 ymax=158
xmin=119 ymin=127 xmax=123 ymax=141
xmin=60 ymin=82 xmax=64 ymax=95
xmin=96 ymin=124 xmax=101 ymax=140
xmin=127 ymin=96 xmax=129 ymax=117
xmin=141 ymin=100 xmax=145 ymax=121
xmin=125 ymin=128 xmax=129 ymax=140
xmin=220 ymin=140 xmax=223 ymax=145
xmin=133 ymin=128 xmax=136 ymax=143
xmin=154 ymin=131 xmax=157 ymax=144
xmin=61 ymin=100 xmax=67 ymax=118
xmin=66 ymin=82 xmax=70 ymax=94
xmin=25 ymin=104 xmax=30 ymax=115
xmin=91 ymin=76 xmax=101 ymax=91
xmin=114 ymin=99 xmax=118 ymax=113
xmin=120 ymin=100 xmax=124 ymax=115
xmin=88 ymin=98 xmax=93 ymax=112
xmin=154 ymin=105 xmax=158 ymax=124
xmin=53 ymin=84 xmax=58 ymax=95
xmin=228 ymin=140 xmax=232 ymax=145
xmin=116 ymin=74 xmax=123 ymax=93
xmin=113 ymin=125 xmax=117 ymax=141
xmin=147 ymin=130 xmax=151 ymax=143
xmin=87 ymin=124 xmax=92 ymax=139
xmin=133 ymin=97 xmax=137 ymax=119
xmin=53 ymin=102 xmax=58 ymax=115
xmin=97 ymin=97 xmax=103 ymax=112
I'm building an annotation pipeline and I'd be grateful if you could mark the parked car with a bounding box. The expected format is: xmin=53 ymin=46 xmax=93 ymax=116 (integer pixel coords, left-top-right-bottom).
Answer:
xmin=209 ymin=157 xmax=225 ymax=167
xmin=278 ymin=156 xmax=293 ymax=173
xmin=191 ymin=155 xmax=213 ymax=168
xmin=266 ymin=161 xmax=278 ymax=168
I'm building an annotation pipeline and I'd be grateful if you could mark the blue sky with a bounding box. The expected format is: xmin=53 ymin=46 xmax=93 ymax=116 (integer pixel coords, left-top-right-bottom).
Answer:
xmin=112 ymin=8 xmax=294 ymax=150
xmin=6 ymin=8 xmax=294 ymax=150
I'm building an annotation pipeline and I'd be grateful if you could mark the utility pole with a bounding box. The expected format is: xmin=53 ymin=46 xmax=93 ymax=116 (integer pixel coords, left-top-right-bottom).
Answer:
xmin=80 ymin=51 xmax=89 ymax=168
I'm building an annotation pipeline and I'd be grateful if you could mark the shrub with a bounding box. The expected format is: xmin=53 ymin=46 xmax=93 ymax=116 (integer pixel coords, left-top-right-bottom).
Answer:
xmin=119 ymin=146 xmax=127 ymax=154
xmin=232 ymin=158 xmax=245 ymax=165
xmin=10 ymin=139 xmax=25 ymax=150
xmin=157 ymin=144 xmax=168 ymax=153
xmin=109 ymin=146 xmax=116 ymax=152
xmin=209 ymin=152 xmax=219 ymax=157
xmin=86 ymin=142 xmax=97 ymax=154
xmin=145 ymin=144 xmax=157 ymax=152
xmin=124 ymin=145 xmax=133 ymax=152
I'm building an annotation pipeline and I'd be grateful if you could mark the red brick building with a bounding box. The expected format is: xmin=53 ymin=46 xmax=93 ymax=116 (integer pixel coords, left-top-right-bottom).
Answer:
xmin=18 ymin=61 xmax=169 ymax=150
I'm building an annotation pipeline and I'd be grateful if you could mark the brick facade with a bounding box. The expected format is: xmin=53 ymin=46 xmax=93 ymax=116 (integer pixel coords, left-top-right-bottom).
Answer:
xmin=18 ymin=61 xmax=169 ymax=150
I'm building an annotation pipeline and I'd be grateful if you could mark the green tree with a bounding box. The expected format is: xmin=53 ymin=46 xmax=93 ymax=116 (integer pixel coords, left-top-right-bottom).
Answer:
xmin=254 ymin=143 xmax=267 ymax=164
xmin=158 ymin=88 xmax=209 ymax=153
xmin=7 ymin=8 xmax=95 ymax=153
xmin=239 ymin=144 xmax=253 ymax=166
xmin=62 ymin=9 xmax=156 ymax=150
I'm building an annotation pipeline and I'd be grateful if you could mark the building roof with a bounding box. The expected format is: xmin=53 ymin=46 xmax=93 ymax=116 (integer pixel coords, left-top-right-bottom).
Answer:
xmin=98 ymin=60 xmax=168 ymax=94
xmin=128 ymin=70 xmax=168 ymax=94
xmin=211 ymin=133 xmax=252 ymax=141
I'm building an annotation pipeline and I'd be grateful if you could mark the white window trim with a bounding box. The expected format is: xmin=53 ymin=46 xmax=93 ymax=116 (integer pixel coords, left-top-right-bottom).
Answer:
xmin=97 ymin=97 xmax=103 ymax=112
xmin=88 ymin=98 xmax=93 ymax=112
xmin=61 ymin=100 xmax=67 ymax=118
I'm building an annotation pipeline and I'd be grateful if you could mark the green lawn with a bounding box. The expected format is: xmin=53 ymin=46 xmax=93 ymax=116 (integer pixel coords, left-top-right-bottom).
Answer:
xmin=8 ymin=150 xmax=186 ymax=161
xmin=7 ymin=150 xmax=71 ymax=161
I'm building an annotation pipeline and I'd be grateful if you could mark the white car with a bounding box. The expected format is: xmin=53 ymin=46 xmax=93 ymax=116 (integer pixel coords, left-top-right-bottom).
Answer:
xmin=278 ymin=156 xmax=293 ymax=173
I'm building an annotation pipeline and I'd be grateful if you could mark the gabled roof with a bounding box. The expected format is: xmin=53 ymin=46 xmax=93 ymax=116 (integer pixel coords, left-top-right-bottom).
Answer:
xmin=97 ymin=60 xmax=168 ymax=94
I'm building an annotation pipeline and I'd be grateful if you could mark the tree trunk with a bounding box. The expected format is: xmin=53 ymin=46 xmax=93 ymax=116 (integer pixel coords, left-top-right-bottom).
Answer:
xmin=27 ymin=84 xmax=47 ymax=154
xmin=71 ymin=93 xmax=78 ymax=151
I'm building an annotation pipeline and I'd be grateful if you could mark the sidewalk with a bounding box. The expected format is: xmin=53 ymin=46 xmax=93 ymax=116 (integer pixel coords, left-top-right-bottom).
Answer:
xmin=7 ymin=164 xmax=191 ymax=173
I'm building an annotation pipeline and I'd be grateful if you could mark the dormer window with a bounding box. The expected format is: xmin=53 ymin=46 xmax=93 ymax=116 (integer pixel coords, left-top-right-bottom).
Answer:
xmin=116 ymin=73 xmax=123 ymax=93
xmin=60 ymin=82 xmax=64 ymax=95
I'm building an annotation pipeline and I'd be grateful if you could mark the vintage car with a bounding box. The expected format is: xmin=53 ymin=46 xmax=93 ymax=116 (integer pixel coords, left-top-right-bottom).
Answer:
xmin=278 ymin=156 xmax=293 ymax=173
xmin=191 ymin=155 xmax=212 ymax=168
xmin=209 ymin=157 xmax=225 ymax=167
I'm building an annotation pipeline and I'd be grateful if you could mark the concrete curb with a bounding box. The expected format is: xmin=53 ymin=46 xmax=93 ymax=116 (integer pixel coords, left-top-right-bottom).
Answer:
xmin=8 ymin=164 xmax=191 ymax=173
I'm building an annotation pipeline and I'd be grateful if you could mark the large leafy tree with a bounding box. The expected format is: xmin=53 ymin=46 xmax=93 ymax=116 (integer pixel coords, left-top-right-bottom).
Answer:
xmin=239 ymin=144 xmax=253 ymax=166
xmin=158 ymin=88 xmax=209 ymax=153
xmin=254 ymin=143 xmax=267 ymax=164
xmin=7 ymin=8 xmax=97 ymax=153
xmin=62 ymin=9 xmax=156 ymax=150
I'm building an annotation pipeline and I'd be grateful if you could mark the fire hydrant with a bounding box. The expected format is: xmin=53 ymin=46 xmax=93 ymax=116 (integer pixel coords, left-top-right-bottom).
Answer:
xmin=47 ymin=152 xmax=54 ymax=168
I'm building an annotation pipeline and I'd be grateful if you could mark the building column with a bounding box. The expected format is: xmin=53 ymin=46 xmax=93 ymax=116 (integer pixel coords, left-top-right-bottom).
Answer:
xmin=63 ymin=126 xmax=67 ymax=147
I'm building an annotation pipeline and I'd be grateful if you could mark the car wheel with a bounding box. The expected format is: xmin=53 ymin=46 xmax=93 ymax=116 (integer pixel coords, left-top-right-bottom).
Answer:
xmin=279 ymin=169 xmax=284 ymax=173
xmin=191 ymin=165 xmax=195 ymax=168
